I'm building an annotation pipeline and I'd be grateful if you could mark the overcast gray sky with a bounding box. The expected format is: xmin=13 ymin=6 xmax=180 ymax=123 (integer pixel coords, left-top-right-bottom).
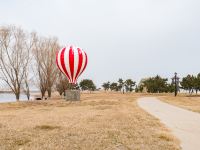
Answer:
xmin=1 ymin=0 xmax=200 ymax=87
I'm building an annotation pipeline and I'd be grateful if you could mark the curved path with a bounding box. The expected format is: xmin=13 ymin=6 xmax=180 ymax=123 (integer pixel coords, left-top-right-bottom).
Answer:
xmin=137 ymin=97 xmax=200 ymax=150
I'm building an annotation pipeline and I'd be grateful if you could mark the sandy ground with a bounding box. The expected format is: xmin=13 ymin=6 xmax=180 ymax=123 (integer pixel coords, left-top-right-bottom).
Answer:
xmin=138 ymin=97 xmax=200 ymax=150
xmin=0 ymin=93 xmax=180 ymax=150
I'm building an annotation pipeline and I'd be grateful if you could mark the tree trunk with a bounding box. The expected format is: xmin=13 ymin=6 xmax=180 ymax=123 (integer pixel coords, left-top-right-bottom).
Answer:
xmin=25 ymin=79 xmax=30 ymax=100
xmin=27 ymin=91 xmax=30 ymax=100
xmin=47 ymin=88 xmax=51 ymax=98
xmin=41 ymin=90 xmax=46 ymax=99
xmin=16 ymin=93 xmax=20 ymax=101
xmin=26 ymin=88 xmax=30 ymax=100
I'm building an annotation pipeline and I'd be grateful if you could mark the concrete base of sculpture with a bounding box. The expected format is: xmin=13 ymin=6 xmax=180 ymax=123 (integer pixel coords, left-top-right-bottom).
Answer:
xmin=65 ymin=90 xmax=80 ymax=101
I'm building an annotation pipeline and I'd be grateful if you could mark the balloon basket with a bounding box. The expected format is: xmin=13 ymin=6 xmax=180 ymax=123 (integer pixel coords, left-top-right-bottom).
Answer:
xmin=65 ymin=90 xmax=80 ymax=101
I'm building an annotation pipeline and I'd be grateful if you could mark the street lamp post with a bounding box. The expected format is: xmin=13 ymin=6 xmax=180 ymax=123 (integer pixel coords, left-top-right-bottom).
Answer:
xmin=172 ymin=72 xmax=180 ymax=97
xmin=174 ymin=72 xmax=178 ymax=96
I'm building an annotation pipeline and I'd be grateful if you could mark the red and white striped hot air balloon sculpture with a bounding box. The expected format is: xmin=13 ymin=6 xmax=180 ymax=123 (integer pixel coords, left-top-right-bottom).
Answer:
xmin=56 ymin=46 xmax=88 ymax=84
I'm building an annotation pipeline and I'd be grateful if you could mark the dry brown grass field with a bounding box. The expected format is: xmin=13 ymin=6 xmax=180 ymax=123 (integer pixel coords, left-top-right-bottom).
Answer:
xmin=159 ymin=94 xmax=200 ymax=113
xmin=0 ymin=93 xmax=180 ymax=150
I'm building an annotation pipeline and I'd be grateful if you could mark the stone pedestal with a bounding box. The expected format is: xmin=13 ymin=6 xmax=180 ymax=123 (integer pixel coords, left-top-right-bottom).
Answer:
xmin=65 ymin=90 xmax=80 ymax=101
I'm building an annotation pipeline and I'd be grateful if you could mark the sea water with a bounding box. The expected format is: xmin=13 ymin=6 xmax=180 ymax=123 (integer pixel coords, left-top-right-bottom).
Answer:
xmin=0 ymin=93 xmax=29 ymax=103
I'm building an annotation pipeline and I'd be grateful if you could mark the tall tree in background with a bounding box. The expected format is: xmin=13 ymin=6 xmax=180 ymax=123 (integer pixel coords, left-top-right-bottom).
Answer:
xmin=124 ymin=79 xmax=136 ymax=92
xmin=166 ymin=83 xmax=175 ymax=93
xmin=110 ymin=82 xmax=118 ymax=91
xmin=32 ymin=34 xmax=47 ymax=98
xmin=180 ymin=75 xmax=194 ymax=94
xmin=45 ymin=38 xmax=59 ymax=98
xmin=79 ymin=79 xmax=96 ymax=92
xmin=180 ymin=74 xmax=200 ymax=94
xmin=142 ymin=75 xmax=168 ymax=93
xmin=32 ymin=34 xmax=59 ymax=99
xmin=102 ymin=81 xmax=110 ymax=91
xmin=22 ymin=44 xmax=34 ymax=100
xmin=118 ymin=78 xmax=124 ymax=93
xmin=194 ymin=73 xmax=200 ymax=94
xmin=136 ymin=78 xmax=147 ymax=93
xmin=0 ymin=26 xmax=32 ymax=101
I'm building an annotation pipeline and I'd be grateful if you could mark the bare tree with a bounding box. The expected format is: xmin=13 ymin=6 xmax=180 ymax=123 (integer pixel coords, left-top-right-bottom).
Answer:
xmin=0 ymin=26 xmax=32 ymax=101
xmin=22 ymin=67 xmax=32 ymax=100
xmin=32 ymin=34 xmax=59 ymax=99
xmin=32 ymin=34 xmax=47 ymax=99
xmin=45 ymin=38 xmax=59 ymax=98
xmin=56 ymin=72 xmax=70 ymax=96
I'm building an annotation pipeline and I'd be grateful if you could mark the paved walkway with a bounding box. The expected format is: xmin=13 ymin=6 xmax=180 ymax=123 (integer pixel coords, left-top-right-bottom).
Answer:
xmin=137 ymin=97 xmax=200 ymax=150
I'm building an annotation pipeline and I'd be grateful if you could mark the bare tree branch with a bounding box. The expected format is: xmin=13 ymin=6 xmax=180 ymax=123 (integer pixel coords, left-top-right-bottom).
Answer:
xmin=0 ymin=25 xmax=32 ymax=101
